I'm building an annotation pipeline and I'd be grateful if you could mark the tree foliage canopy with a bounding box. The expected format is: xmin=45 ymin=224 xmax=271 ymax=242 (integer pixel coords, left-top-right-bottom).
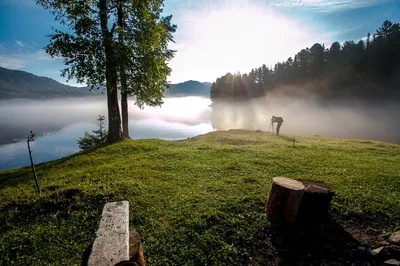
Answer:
xmin=37 ymin=0 xmax=106 ymax=88
xmin=37 ymin=0 xmax=176 ymax=142
xmin=117 ymin=0 xmax=176 ymax=108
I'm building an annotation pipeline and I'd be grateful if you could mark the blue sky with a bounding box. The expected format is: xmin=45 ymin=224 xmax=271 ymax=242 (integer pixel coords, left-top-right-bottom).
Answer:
xmin=0 ymin=0 xmax=399 ymax=85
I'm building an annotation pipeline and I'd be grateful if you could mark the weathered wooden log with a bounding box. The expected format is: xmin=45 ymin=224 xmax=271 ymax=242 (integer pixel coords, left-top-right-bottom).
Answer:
xmin=107 ymin=230 xmax=146 ymax=266
xmin=266 ymin=177 xmax=305 ymax=224
xmin=88 ymin=201 xmax=129 ymax=266
xmin=297 ymin=179 xmax=334 ymax=222
xmin=128 ymin=230 xmax=146 ymax=266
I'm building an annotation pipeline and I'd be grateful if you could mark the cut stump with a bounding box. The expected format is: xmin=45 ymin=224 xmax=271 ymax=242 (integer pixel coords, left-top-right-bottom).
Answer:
xmin=297 ymin=179 xmax=334 ymax=222
xmin=266 ymin=177 xmax=305 ymax=224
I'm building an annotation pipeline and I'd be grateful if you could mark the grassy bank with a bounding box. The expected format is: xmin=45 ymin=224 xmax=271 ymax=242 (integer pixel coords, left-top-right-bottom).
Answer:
xmin=1 ymin=130 xmax=399 ymax=265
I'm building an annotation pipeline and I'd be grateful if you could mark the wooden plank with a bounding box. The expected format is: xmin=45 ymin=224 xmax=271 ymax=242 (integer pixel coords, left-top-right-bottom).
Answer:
xmin=88 ymin=201 xmax=129 ymax=266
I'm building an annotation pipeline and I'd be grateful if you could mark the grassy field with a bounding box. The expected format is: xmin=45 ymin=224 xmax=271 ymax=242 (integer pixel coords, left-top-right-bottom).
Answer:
xmin=0 ymin=130 xmax=399 ymax=265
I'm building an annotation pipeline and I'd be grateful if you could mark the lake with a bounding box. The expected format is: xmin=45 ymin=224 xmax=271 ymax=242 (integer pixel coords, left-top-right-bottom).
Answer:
xmin=1 ymin=95 xmax=399 ymax=171
xmin=0 ymin=96 xmax=213 ymax=170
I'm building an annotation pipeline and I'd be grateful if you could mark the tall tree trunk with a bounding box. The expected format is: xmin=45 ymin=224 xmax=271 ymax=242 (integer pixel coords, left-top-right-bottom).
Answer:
xmin=107 ymin=84 xmax=123 ymax=143
xmin=121 ymin=90 xmax=130 ymax=138
xmin=100 ymin=0 xmax=123 ymax=144
xmin=117 ymin=0 xmax=130 ymax=139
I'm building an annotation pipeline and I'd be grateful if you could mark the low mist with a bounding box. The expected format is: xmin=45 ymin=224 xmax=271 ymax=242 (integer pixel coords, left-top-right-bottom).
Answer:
xmin=211 ymin=95 xmax=400 ymax=144
xmin=0 ymin=96 xmax=212 ymax=145
xmin=1 ymin=94 xmax=399 ymax=145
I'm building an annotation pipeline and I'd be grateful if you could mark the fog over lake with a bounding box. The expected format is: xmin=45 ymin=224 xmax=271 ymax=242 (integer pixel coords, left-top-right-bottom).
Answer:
xmin=0 ymin=95 xmax=399 ymax=171
xmin=0 ymin=96 xmax=213 ymax=170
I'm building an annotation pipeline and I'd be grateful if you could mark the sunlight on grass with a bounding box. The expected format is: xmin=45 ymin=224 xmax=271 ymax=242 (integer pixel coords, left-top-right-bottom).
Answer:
xmin=0 ymin=130 xmax=399 ymax=265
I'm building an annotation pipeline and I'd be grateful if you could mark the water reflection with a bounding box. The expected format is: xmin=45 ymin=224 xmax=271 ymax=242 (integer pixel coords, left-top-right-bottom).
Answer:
xmin=0 ymin=96 xmax=213 ymax=170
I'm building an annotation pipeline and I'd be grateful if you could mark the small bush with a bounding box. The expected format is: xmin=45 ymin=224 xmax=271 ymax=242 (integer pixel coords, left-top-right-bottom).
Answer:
xmin=77 ymin=115 xmax=107 ymax=150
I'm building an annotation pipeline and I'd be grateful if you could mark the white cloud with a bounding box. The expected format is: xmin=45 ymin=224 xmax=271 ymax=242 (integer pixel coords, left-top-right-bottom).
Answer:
xmin=0 ymin=49 xmax=62 ymax=72
xmin=0 ymin=56 xmax=25 ymax=69
xmin=34 ymin=49 xmax=54 ymax=61
xmin=0 ymin=49 xmax=57 ymax=64
xmin=269 ymin=0 xmax=383 ymax=12
xmin=168 ymin=0 xmax=326 ymax=83
xmin=15 ymin=40 xmax=24 ymax=47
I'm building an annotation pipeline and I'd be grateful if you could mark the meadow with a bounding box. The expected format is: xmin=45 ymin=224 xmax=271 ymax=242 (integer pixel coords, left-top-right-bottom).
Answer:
xmin=1 ymin=130 xmax=399 ymax=265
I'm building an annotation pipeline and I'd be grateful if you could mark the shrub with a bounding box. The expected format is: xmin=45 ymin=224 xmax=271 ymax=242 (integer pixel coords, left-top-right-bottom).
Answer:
xmin=77 ymin=115 xmax=108 ymax=150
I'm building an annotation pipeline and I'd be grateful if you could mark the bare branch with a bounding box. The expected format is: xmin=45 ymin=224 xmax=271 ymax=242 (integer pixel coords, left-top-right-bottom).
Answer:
xmin=110 ymin=23 xmax=117 ymax=36
xmin=108 ymin=4 xmax=117 ymax=13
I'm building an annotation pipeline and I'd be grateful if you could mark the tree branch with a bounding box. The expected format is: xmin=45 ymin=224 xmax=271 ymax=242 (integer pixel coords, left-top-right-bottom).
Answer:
xmin=110 ymin=23 xmax=117 ymax=36
xmin=108 ymin=5 xmax=117 ymax=13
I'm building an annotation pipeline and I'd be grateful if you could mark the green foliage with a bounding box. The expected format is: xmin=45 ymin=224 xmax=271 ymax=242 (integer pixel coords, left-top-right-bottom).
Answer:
xmin=0 ymin=131 xmax=399 ymax=265
xmin=36 ymin=0 xmax=125 ymax=143
xmin=77 ymin=115 xmax=107 ymax=150
xmin=166 ymin=81 xmax=212 ymax=97
xmin=117 ymin=0 xmax=176 ymax=108
xmin=37 ymin=0 xmax=177 ymax=141
xmin=36 ymin=0 xmax=106 ymax=87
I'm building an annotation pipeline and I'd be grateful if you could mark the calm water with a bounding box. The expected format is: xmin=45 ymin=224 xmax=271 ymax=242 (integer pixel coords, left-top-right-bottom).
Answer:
xmin=1 ymin=95 xmax=399 ymax=171
xmin=0 ymin=96 xmax=213 ymax=170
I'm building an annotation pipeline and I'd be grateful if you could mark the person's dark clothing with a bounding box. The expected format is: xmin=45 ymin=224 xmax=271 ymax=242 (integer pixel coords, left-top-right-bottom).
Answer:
xmin=272 ymin=116 xmax=284 ymax=135
xmin=273 ymin=117 xmax=283 ymax=124
xmin=276 ymin=123 xmax=282 ymax=135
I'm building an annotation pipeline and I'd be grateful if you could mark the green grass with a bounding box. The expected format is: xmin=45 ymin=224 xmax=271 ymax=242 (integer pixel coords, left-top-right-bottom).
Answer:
xmin=0 ymin=130 xmax=399 ymax=265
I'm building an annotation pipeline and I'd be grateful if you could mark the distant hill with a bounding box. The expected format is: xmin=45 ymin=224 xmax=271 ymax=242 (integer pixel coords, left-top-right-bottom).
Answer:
xmin=0 ymin=67 xmax=95 ymax=99
xmin=166 ymin=80 xmax=212 ymax=97
xmin=0 ymin=67 xmax=211 ymax=99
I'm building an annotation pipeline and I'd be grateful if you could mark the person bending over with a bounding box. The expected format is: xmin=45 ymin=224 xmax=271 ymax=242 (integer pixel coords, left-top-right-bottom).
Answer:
xmin=271 ymin=116 xmax=284 ymax=136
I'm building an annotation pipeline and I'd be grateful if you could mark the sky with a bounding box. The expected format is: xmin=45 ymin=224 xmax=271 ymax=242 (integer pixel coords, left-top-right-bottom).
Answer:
xmin=0 ymin=0 xmax=399 ymax=85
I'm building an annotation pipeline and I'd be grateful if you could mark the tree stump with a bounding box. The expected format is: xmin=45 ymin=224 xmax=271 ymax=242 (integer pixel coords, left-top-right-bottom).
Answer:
xmin=297 ymin=179 xmax=334 ymax=222
xmin=266 ymin=177 xmax=305 ymax=224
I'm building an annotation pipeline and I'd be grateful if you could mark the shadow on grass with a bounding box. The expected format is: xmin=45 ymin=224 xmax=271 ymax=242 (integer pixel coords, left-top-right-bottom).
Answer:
xmin=0 ymin=188 xmax=114 ymax=232
xmin=247 ymin=214 xmax=377 ymax=265
xmin=0 ymin=168 xmax=31 ymax=190
xmin=278 ymin=135 xmax=297 ymax=143
xmin=0 ymin=145 xmax=104 ymax=190
xmin=0 ymin=189 xmax=120 ymax=265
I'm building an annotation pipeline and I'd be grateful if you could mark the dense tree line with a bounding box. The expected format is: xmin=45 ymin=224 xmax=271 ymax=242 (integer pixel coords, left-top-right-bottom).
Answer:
xmin=211 ymin=20 xmax=400 ymax=103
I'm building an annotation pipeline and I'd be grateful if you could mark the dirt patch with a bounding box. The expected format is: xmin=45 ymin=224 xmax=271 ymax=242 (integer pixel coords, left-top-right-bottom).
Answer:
xmin=244 ymin=178 xmax=257 ymax=184
xmin=235 ymin=211 xmax=397 ymax=265
xmin=58 ymin=188 xmax=84 ymax=199
xmin=44 ymin=185 xmax=61 ymax=191
xmin=332 ymin=212 xmax=397 ymax=248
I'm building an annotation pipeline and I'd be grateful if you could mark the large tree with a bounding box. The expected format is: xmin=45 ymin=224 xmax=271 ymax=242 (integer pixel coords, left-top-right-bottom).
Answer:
xmin=37 ymin=0 xmax=175 ymax=141
xmin=37 ymin=0 xmax=123 ymax=143
xmin=116 ymin=0 xmax=176 ymax=138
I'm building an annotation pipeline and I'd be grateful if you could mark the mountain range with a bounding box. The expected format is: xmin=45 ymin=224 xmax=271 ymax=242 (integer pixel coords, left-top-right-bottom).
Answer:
xmin=165 ymin=80 xmax=212 ymax=97
xmin=0 ymin=67 xmax=211 ymax=99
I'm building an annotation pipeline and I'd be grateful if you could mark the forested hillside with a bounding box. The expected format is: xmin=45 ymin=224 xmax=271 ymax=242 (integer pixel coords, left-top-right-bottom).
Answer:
xmin=210 ymin=20 xmax=400 ymax=103
xmin=0 ymin=67 xmax=94 ymax=99
xmin=0 ymin=67 xmax=210 ymax=99
xmin=166 ymin=80 xmax=212 ymax=97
